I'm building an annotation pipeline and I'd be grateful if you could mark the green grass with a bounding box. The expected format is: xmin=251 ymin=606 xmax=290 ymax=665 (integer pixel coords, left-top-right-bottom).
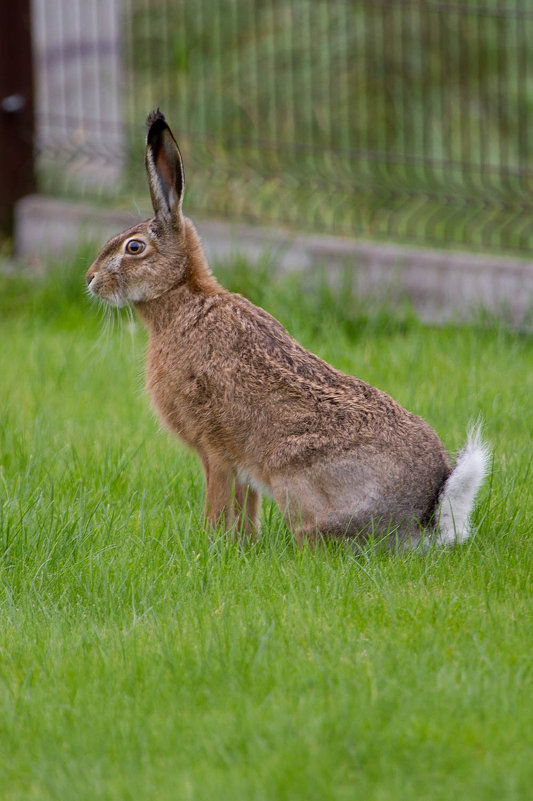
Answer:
xmin=0 ymin=253 xmax=532 ymax=800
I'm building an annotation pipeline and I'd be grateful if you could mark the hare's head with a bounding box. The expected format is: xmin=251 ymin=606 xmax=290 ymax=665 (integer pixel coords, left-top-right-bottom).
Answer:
xmin=86 ymin=111 xmax=188 ymax=306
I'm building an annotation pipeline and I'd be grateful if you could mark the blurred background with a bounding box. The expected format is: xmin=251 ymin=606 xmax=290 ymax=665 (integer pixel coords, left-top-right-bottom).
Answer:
xmin=1 ymin=0 xmax=532 ymax=256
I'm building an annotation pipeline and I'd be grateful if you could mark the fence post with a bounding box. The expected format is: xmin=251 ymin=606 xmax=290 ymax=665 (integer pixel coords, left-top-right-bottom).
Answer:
xmin=0 ymin=0 xmax=35 ymax=240
xmin=32 ymin=0 xmax=124 ymax=192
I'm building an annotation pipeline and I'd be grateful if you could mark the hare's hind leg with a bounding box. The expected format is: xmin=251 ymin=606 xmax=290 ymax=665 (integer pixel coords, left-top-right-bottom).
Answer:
xmin=271 ymin=475 xmax=331 ymax=547
xmin=272 ymin=463 xmax=432 ymax=548
xmin=271 ymin=461 xmax=383 ymax=545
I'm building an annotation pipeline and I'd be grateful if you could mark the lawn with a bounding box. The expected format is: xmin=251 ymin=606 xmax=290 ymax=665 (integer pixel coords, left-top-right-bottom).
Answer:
xmin=0 ymin=252 xmax=532 ymax=800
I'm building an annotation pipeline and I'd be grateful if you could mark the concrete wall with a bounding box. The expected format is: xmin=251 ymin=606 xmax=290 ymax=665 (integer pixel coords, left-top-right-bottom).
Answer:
xmin=16 ymin=194 xmax=533 ymax=327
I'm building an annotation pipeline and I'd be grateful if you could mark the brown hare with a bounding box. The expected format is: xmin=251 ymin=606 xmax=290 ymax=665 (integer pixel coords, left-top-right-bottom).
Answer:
xmin=86 ymin=111 xmax=489 ymax=547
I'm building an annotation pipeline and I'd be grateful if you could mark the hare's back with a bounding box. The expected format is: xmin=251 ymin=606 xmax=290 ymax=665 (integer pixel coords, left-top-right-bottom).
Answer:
xmin=215 ymin=295 xmax=448 ymax=461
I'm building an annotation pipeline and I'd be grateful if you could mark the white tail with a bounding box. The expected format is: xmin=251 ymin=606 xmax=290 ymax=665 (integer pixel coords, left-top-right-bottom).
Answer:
xmin=436 ymin=424 xmax=490 ymax=545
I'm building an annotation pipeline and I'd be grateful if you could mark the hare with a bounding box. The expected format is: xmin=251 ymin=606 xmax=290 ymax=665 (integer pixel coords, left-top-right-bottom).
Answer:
xmin=86 ymin=111 xmax=489 ymax=547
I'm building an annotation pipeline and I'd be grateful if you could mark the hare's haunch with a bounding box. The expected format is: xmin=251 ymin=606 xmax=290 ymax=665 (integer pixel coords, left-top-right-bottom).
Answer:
xmin=86 ymin=111 xmax=489 ymax=547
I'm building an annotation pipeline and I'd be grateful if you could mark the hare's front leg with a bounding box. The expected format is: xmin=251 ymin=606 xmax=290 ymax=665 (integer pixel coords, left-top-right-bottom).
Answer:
xmin=234 ymin=480 xmax=260 ymax=540
xmin=201 ymin=455 xmax=234 ymax=532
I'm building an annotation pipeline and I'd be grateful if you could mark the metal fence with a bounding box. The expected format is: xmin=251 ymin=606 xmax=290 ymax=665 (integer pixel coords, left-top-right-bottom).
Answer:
xmin=32 ymin=0 xmax=533 ymax=254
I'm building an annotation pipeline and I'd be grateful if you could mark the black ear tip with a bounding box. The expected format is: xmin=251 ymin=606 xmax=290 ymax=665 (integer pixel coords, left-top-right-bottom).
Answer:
xmin=146 ymin=108 xmax=166 ymax=131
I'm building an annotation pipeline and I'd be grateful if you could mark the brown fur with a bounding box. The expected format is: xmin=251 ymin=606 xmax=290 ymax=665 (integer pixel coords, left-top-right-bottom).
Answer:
xmin=86 ymin=112 xmax=451 ymax=545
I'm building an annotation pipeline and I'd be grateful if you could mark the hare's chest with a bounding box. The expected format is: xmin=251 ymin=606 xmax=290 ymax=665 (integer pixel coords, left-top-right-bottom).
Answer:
xmin=144 ymin=342 xmax=213 ymax=443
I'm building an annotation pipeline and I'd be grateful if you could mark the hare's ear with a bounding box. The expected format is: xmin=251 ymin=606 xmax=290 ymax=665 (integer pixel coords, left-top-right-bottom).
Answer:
xmin=145 ymin=110 xmax=185 ymax=227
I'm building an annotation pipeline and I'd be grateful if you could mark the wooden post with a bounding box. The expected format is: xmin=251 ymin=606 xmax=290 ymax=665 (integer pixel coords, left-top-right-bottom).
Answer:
xmin=0 ymin=0 xmax=35 ymax=239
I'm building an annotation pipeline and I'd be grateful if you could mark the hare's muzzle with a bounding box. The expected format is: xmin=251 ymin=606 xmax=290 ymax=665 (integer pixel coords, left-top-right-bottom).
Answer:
xmin=86 ymin=266 xmax=97 ymax=288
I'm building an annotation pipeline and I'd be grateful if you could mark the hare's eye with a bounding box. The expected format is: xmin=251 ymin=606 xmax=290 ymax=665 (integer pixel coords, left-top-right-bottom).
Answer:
xmin=125 ymin=239 xmax=146 ymax=255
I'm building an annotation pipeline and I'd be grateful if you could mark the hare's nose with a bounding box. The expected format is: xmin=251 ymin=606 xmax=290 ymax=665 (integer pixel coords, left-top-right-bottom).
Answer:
xmin=86 ymin=269 xmax=97 ymax=286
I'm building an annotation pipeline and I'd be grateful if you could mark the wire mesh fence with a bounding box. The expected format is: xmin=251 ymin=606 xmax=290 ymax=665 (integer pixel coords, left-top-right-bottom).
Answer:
xmin=33 ymin=0 xmax=532 ymax=254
